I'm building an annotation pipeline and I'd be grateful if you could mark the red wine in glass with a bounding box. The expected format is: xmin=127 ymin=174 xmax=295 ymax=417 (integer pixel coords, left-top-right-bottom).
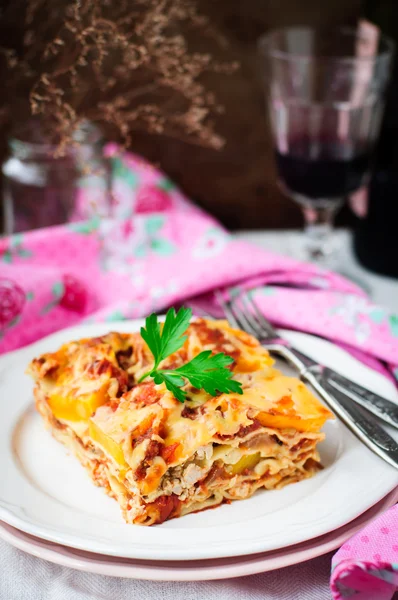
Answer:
xmin=259 ymin=25 xmax=393 ymax=278
xmin=275 ymin=136 xmax=372 ymax=205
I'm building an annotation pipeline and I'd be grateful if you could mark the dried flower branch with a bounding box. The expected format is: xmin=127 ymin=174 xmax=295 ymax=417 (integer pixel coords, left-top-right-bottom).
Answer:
xmin=0 ymin=0 xmax=237 ymax=151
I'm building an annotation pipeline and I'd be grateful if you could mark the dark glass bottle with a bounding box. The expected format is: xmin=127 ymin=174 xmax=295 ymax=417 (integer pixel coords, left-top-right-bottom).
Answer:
xmin=353 ymin=2 xmax=398 ymax=278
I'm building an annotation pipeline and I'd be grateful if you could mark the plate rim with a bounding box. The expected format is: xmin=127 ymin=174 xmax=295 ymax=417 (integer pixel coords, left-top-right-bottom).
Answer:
xmin=1 ymin=319 xmax=398 ymax=562
xmin=0 ymin=487 xmax=397 ymax=581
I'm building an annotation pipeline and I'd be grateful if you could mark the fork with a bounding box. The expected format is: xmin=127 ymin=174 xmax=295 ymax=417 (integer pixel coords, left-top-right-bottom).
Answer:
xmin=215 ymin=289 xmax=398 ymax=470
xmin=192 ymin=293 xmax=398 ymax=429
xmin=227 ymin=291 xmax=398 ymax=431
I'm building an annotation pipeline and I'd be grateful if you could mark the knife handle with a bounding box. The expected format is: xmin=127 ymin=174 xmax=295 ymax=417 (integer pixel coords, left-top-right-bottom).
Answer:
xmin=305 ymin=372 xmax=398 ymax=470
xmin=322 ymin=368 xmax=398 ymax=430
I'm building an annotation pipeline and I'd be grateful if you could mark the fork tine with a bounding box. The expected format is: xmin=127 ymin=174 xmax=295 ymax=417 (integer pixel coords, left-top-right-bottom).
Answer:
xmin=239 ymin=292 xmax=272 ymax=339
xmin=243 ymin=292 xmax=277 ymax=338
xmin=230 ymin=301 xmax=259 ymax=338
xmin=188 ymin=302 xmax=214 ymax=319
xmin=215 ymin=290 xmax=258 ymax=337
xmin=214 ymin=290 xmax=239 ymax=329
xmin=226 ymin=295 xmax=260 ymax=338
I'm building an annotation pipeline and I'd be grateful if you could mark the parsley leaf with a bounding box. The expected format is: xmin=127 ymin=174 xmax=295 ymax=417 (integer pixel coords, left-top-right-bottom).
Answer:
xmin=152 ymin=371 xmax=187 ymax=403
xmin=140 ymin=307 xmax=191 ymax=372
xmin=138 ymin=308 xmax=243 ymax=402
xmin=158 ymin=350 xmax=243 ymax=401
xmin=160 ymin=306 xmax=192 ymax=359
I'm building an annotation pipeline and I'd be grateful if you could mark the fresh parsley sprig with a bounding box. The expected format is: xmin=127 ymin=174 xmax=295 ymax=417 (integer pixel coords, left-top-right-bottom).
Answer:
xmin=138 ymin=307 xmax=243 ymax=402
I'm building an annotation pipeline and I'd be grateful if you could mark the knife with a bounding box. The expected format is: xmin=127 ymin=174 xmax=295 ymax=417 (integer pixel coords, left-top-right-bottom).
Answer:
xmin=277 ymin=345 xmax=398 ymax=470
xmin=232 ymin=291 xmax=398 ymax=431
xmin=324 ymin=368 xmax=398 ymax=430
xmin=215 ymin=290 xmax=398 ymax=468
xmin=316 ymin=374 xmax=398 ymax=470
xmin=269 ymin=344 xmax=398 ymax=431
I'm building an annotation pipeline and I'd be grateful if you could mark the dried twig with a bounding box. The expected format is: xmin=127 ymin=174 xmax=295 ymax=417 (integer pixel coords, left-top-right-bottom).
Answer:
xmin=0 ymin=0 xmax=236 ymax=150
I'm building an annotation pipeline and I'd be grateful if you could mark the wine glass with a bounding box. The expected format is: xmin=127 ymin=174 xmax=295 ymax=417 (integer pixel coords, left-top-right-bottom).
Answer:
xmin=258 ymin=25 xmax=394 ymax=270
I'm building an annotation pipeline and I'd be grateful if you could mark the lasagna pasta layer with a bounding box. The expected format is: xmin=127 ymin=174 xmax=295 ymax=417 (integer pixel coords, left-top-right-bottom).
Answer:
xmin=28 ymin=319 xmax=333 ymax=525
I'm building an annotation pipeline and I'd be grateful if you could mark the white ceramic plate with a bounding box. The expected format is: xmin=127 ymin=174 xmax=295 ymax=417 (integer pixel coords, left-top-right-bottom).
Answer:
xmin=1 ymin=487 xmax=397 ymax=581
xmin=1 ymin=320 xmax=398 ymax=561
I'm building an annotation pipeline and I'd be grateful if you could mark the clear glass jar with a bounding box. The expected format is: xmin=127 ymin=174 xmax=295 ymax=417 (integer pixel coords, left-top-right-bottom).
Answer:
xmin=2 ymin=119 xmax=111 ymax=234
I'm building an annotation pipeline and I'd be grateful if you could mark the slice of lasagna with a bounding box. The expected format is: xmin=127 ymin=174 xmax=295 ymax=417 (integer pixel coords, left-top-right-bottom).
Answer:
xmin=27 ymin=319 xmax=333 ymax=525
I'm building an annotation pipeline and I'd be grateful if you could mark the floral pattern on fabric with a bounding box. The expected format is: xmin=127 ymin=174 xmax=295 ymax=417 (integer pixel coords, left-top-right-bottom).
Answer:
xmin=1 ymin=145 xmax=397 ymax=382
xmin=1 ymin=147 xmax=398 ymax=599
xmin=98 ymin=214 xmax=175 ymax=285
xmin=0 ymin=234 xmax=32 ymax=263
xmin=42 ymin=275 xmax=87 ymax=314
xmin=135 ymin=184 xmax=174 ymax=214
xmin=330 ymin=296 xmax=398 ymax=345
xmin=331 ymin=505 xmax=398 ymax=600
xmin=0 ymin=279 xmax=25 ymax=333
xmin=192 ymin=227 xmax=228 ymax=259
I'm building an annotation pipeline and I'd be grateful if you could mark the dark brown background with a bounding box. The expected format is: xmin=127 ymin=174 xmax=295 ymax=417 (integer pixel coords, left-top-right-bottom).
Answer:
xmin=127 ymin=0 xmax=362 ymax=229
xmin=0 ymin=0 xmax=362 ymax=230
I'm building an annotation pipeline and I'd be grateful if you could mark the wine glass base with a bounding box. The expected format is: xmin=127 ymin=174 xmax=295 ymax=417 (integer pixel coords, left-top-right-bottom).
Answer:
xmin=287 ymin=232 xmax=372 ymax=296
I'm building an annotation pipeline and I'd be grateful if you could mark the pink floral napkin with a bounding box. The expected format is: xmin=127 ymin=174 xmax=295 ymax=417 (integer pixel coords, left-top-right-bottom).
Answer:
xmin=0 ymin=145 xmax=397 ymax=598
xmin=331 ymin=504 xmax=398 ymax=599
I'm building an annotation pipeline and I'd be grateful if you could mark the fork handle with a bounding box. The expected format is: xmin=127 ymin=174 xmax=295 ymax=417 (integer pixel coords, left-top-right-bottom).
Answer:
xmin=306 ymin=372 xmax=398 ymax=470
xmin=322 ymin=367 xmax=398 ymax=430
xmin=268 ymin=344 xmax=318 ymax=372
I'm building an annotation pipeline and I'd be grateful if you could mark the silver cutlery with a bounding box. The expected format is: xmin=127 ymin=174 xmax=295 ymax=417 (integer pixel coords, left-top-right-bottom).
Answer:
xmin=241 ymin=291 xmax=398 ymax=431
xmin=191 ymin=294 xmax=398 ymax=429
xmin=215 ymin=289 xmax=398 ymax=470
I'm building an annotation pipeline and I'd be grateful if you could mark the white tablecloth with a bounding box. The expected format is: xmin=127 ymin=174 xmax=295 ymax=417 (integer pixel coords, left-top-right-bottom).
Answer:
xmin=1 ymin=229 xmax=397 ymax=600
xmin=0 ymin=543 xmax=333 ymax=600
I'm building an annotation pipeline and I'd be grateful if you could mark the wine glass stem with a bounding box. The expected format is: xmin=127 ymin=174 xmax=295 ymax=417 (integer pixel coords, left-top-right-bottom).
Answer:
xmin=301 ymin=203 xmax=340 ymax=264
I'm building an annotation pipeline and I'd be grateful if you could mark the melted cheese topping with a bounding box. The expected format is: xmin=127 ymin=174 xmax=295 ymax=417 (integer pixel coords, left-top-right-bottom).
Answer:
xmin=27 ymin=335 xmax=132 ymax=423
xmin=29 ymin=318 xmax=333 ymax=502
